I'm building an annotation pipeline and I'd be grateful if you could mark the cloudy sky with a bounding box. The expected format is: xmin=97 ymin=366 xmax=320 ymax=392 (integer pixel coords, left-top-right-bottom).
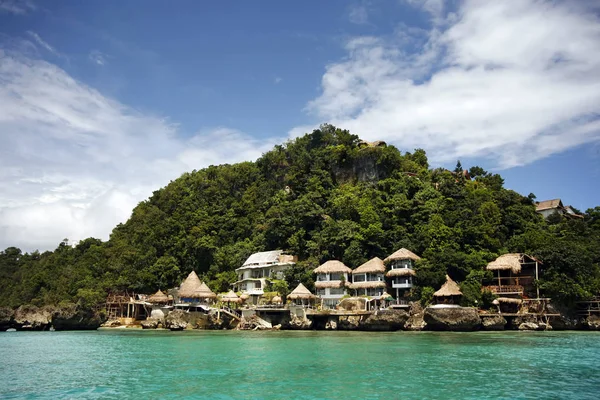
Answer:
xmin=1 ymin=0 xmax=599 ymax=251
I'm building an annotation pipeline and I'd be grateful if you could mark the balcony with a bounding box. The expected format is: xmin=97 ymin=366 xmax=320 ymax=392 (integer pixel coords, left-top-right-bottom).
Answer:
xmin=392 ymin=282 xmax=413 ymax=289
xmin=485 ymin=285 xmax=523 ymax=295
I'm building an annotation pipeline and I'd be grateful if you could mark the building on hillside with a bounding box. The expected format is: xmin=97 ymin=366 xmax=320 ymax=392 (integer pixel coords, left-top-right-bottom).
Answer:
xmin=313 ymin=260 xmax=352 ymax=309
xmin=536 ymin=199 xmax=583 ymax=219
xmin=350 ymin=257 xmax=386 ymax=297
xmin=433 ymin=275 xmax=462 ymax=305
xmin=232 ymin=250 xmax=296 ymax=302
xmin=384 ymin=248 xmax=420 ymax=305
xmin=484 ymin=253 xmax=542 ymax=299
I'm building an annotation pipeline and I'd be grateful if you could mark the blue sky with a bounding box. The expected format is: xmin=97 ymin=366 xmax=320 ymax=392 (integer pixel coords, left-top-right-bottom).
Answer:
xmin=0 ymin=0 xmax=599 ymax=251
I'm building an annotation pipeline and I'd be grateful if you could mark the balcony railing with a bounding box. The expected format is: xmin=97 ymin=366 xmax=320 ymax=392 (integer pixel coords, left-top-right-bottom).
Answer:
xmin=485 ymin=285 xmax=524 ymax=294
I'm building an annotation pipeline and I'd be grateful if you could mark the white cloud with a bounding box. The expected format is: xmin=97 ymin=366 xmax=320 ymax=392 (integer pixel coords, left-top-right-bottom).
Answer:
xmin=26 ymin=31 xmax=61 ymax=57
xmin=88 ymin=50 xmax=108 ymax=66
xmin=0 ymin=0 xmax=35 ymax=14
xmin=304 ymin=0 xmax=600 ymax=168
xmin=274 ymin=76 xmax=282 ymax=84
xmin=348 ymin=4 xmax=369 ymax=25
xmin=0 ymin=50 xmax=276 ymax=251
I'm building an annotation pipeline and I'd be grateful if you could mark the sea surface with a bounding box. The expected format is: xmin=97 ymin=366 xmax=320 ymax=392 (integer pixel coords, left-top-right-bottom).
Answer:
xmin=0 ymin=330 xmax=599 ymax=399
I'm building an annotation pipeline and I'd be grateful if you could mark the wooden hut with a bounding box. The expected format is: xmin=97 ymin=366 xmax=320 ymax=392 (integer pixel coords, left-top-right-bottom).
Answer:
xmin=221 ymin=290 xmax=241 ymax=306
xmin=148 ymin=290 xmax=171 ymax=304
xmin=350 ymin=257 xmax=386 ymax=297
xmin=433 ymin=275 xmax=462 ymax=304
xmin=178 ymin=271 xmax=217 ymax=304
xmin=314 ymin=260 xmax=352 ymax=308
xmin=287 ymin=283 xmax=316 ymax=307
xmin=485 ymin=253 xmax=541 ymax=299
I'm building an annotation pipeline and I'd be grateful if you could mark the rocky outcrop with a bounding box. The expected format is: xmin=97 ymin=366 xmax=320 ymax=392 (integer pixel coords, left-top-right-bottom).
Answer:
xmin=518 ymin=322 xmax=539 ymax=331
xmin=141 ymin=318 xmax=160 ymax=329
xmin=424 ymin=307 xmax=481 ymax=331
xmin=362 ymin=310 xmax=409 ymax=331
xmin=549 ymin=316 xmax=578 ymax=330
xmin=51 ymin=304 xmax=104 ymax=330
xmin=165 ymin=310 xmax=189 ymax=330
xmin=285 ymin=315 xmax=313 ymax=330
xmin=102 ymin=319 xmax=122 ymax=328
xmin=325 ymin=317 xmax=337 ymax=330
xmin=0 ymin=307 xmax=14 ymax=331
xmin=405 ymin=302 xmax=426 ymax=331
xmin=337 ymin=315 xmax=362 ymax=330
xmin=14 ymin=305 xmax=53 ymax=330
xmin=481 ymin=315 xmax=507 ymax=331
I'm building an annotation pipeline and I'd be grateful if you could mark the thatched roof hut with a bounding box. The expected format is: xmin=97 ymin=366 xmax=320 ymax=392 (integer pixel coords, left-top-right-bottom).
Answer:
xmin=497 ymin=297 xmax=522 ymax=305
xmin=315 ymin=280 xmax=349 ymax=289
xmin=384 ymin=248 xmax=421 ymax=263
xmin=178 ymin=271 xmax=203 ymax=298
xmin=486 ymin=253 xmax=524 ymax=274
xmin=313 ymin=260 xmax=352 ymax=274
xmin=221 ymin=290 xmax=241 ymax=304
xmin=196 ymin=282 xmax=217 ymax=299
xmin=148 ymin=289 xmax=170 ymax=304
xmin=353 ymin=257 xmax=386 ymax=274
xmin=433 ymin=275 xmax=462 ymax=297
xmin=348 ymin=281 xmax=386 ymax=289
xmin=386 ymin=268 xmax=416 ymax=278
xmin=287 ymin=283 xmax=316 ymax=300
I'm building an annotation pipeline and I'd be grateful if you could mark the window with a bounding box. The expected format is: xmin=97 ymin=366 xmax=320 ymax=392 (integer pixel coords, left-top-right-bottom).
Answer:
xmin=353 ymin=274 xmax=366 ymax=282
xmin=330 ymin=288 xmax=345 ymax=295
xmin=317 ymin=289 xmax=326 ymax=296
xmin=330 ymin=273 xmax=342 ymax=281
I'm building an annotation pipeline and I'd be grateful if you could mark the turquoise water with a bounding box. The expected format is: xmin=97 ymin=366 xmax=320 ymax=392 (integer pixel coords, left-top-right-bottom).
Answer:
xmin=1 ymin=331 xmax=599 ymax=399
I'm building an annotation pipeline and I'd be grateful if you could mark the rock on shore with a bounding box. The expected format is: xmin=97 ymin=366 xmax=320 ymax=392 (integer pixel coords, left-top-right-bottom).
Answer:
xmin=404 ymin=303 xmax=426 ymax=331
xmin=362 ymin=310 xmax=409 ymax=331
xmin=424 ymin=307 xmax=481 ymax=331
xmin=165 ymin=310 xmax=189 ymax=330
xmin=481 ymin=315 xmax=507 ymax=331
xmin=14 ymin=305 xmax=53 ymax=330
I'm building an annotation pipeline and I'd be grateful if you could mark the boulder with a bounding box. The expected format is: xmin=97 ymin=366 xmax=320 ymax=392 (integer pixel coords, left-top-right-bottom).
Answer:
xmin=338 ymin=315 xmax=362 ymax=330
xmin=14 ymin=305 xmax=52 ymax=330
xmin=362 ymin=310 xmax=409 ymax=331
xmin=0 ymin=307 xmax=15 ymax=331
xmin=424 ymin=307 xmax=481 ymax=331
xmin=285 ymin=315 xmax=312 ymax=330
xmin=405 ymin=303 xmax=426 ymax=331
xmin=586 ymin=315 xmax=600 ymax=331
xmin=518 ymin=322 xmax=539 ymax=331
xmin=325 ymin=317 xmax=338 ymax=330
xmin=165 ymin=309 xmax=189 ymax=330
xmin=141 ymin=318 xmax=160 ymax=329
xmin=549 ymin=316 xmax=577 ymax=331
xmin=481 ymin=315 xmax=507 ymax=331
xmin=538 ymin=322 xmax=552 ymax=331
xmin=102 ymin=319 xmax=122 ymax=328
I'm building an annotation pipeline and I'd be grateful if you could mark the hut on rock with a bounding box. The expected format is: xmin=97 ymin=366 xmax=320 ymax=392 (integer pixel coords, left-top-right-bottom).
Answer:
xmin=287 ymin=283 xmax=316 ymax=307
xmin=485 ymin=253 xmax=541 ymax=299
xmin=350 ymin=257 xmax=386 ymax=297
xmin=433 ymin=275 xmax=462 ymax=305
xmin=178 ymin=271 xmax=217 ymax=304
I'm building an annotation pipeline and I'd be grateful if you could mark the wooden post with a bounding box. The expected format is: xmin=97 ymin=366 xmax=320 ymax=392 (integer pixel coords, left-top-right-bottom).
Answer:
xmin=535 ymin=261 xmax=540 ymax=299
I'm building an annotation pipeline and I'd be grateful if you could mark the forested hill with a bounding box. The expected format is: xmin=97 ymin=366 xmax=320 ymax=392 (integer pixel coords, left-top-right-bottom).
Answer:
xmin=1 ymin=125 xmax=599 ymax=309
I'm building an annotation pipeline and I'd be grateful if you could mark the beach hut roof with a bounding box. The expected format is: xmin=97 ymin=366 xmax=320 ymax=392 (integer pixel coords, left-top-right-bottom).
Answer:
xmin=385 ymin=268 xmax=416 ymax=278
xmin=315 ymin=281 xmax=348 ymax=289
xmin=313 ymin=260 xmax=352 ymax=274
xmin=178 ymin=271 xmax=204 ymax=298
xmin=433 ymin=275 xmax=462 ymax=297
xmin=497 ymin=297 xmax=522 ymax=305
xmin=384 ymin=248 xmax=421 ymax=263
xmin=196 ymin=282 xmax=217 ymax=299
xmin=240 ymin=294 xmax=250 ymax=300
xmin=148 ymin=289 xmax=170 ymax=303
xmin=353 ymin=257 xmax=386 ymax=274
xmin=287 ymin=283 xmax=315 ymax=300
xmin=221 ymin=290 xmax=241 ymax=303
xmin=486 ymin=253 xmax=523 ymax=274
xmin=348 ymin=281 xmax=387 ymax=289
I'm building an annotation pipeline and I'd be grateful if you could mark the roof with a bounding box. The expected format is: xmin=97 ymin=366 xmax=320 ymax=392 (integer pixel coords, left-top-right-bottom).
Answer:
xmin=148 ymin=290 xmax=170 ymax=303
xmin=221 ymin=290 xmax=241 ymax=303
xmin=287 ymin=283 xmax=315 ymax=300
xmin=384 ymin=248 xmax=421 ymax=263
xmin=313 ymin=260 xmax=352 ymax=274
xmin=353 ymin=257 xmax=386 ymax=274
xmin=433 ymin=275 xmax=462 ymax=297
xmin=536 ymin=199 xmax=563 ymax=211
xmin=178 ymin=271 xmax=203 ymax=298
xmin=349 ymin=281 xmax=387 ymax=289
xmin=315 ymin=281 xmax=348 ymax=289
xmin=196 ymin=282 xmax=217 ymax=299
xmin=386 ymin=268 xmax=416 ymax=278
xmin=238 ymin=250 xmax=296 ymax=270
xmin=486 ymin=253 xmax=541 ymax=274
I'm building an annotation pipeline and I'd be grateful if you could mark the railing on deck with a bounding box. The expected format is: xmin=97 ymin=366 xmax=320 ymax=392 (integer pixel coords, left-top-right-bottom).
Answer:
xmin=485 ymin=285 xmax=524 ymax=294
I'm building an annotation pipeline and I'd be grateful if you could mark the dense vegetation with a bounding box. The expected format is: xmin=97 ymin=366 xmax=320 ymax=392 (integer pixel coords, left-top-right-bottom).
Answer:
xmin=1 ymin=125 xmax=599 ymax=310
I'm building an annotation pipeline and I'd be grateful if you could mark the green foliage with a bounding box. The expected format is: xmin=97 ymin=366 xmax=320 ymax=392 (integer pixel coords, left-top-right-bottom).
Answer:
xmin=420 ymin=287 xmax=435 ymax=306
xmin=0 ymin=125 xmax=598 ymax=311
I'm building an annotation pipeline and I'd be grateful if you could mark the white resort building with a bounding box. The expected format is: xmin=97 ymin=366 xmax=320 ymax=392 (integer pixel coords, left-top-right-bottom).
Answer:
xmin=313 ymin=260 xmax=352 ymax=308
xmin=232 ymin=250 xmax=296 ymax=301
xmin=350 ymin=257 xmax=386 ymax=297
xmin=384 ymin=248 xmax=420 ymax=302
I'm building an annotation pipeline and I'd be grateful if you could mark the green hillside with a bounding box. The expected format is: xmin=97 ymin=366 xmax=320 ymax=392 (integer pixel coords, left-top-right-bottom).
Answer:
xmin=1 ymin=125 xmax=599 ymax=309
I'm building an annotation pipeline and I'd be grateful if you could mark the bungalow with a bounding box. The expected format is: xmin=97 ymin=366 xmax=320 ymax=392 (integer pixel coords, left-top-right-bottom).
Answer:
xmin=536 ymin=199 xmax=583 ymax=219
xmin=433 ymin=275 xmax=462 ymax=305
xmin=232 ymin=250 xmax=296 ymax=301
xmin=177 ymin=271 xmax=217 ymax=306
xmin=485 ymin=253 xmax=542 ymax=299
xmin=313 ymin=260 xmax=352 ymax=309
xmin=350 ymin=257 xmax=386 ymax=297
xmin=384 ymin=248 xmax=420 ymax=303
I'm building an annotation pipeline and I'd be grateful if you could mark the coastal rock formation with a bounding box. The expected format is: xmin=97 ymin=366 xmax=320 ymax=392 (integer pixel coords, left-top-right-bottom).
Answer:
xmin=0 ymin=307 xmax=14 ymax=331
xmin=14 ymin=305 xmax=53 ymax=330
xmin=481 ymin=315 xmax=507 ymax=331
xmin=424 ymin=307 xmax=481 ymax=331
xmin=362 ymin=310 xmax=409 ymax=331
xmin=518 ymin=322 xmax=539 ymax=330
xmin=165 ymin=310 xmax=189 ymax=330
xmin=285 ymin=315 xmax=313 ymax=330
xmin=337 ymin=315 xmax=362 ymax=330
xmin=585 ymin=315 xmax=600 ymax=330
xmin=51 ymin=304 xmax=104 ymax=330
xmin=325 ymin=317 xmax=337 ymax=330
xmin=102 ymin=319 xmax=122 ymax=328
xmin=549 ymin=316 xmax=577 ymax=330
xmin=141 ymin=318 xmax=160 ymax=329
xmin=405 ymin=302 xmax=426 ymax=331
